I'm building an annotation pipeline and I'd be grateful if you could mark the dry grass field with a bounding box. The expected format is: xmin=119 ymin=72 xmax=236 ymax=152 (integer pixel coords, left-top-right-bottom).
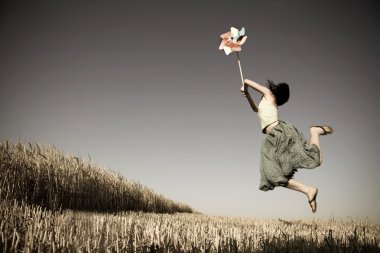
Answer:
xmin=0 ymin=141 xmax=193 ymax=214
xmin=1 ymin=141 xmax=379 ymax=252
xmin=1 ymin=200 xmax=379 ymax=252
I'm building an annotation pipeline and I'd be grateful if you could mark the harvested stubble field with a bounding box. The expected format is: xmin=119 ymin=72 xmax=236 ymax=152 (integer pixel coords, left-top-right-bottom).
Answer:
xmin=1 ymin=141 xmax=380 ymax=252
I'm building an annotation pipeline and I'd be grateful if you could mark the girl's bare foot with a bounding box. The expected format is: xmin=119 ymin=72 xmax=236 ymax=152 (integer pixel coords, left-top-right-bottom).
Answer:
xmin=307 ymin=187 xmax=318 ymax=213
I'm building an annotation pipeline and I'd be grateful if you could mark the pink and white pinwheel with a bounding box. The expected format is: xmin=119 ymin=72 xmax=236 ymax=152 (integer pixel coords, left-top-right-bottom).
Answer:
xmin=219 ymin=27 xmax=247 ymax=55
xmin=219 ymin=26 xmax=248 ymax=85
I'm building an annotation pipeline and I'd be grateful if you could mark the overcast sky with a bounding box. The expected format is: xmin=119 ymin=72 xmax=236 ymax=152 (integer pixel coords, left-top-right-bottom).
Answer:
xmin=1 ymin=0 xmax=379 ymax=222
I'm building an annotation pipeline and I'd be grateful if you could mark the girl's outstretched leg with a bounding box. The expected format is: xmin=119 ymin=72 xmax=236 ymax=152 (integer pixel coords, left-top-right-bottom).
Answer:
xmin=285 ymin=179 xmax=318 ymax=213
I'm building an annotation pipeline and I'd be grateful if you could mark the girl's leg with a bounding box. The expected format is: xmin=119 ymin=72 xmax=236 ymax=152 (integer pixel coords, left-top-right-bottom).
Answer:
xmin=309 ymin=126 xmax=332 ymax=163
xmin=310 ymin=127 xmax=323 ymax=163
xmin=285 ymin=178 xmax=318 ymax=213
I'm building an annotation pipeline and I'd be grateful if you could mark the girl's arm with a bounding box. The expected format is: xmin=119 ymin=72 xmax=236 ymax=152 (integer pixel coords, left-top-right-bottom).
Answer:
xmin=243 ymin=79 xmax=271 ymax=96
xmin=240 ymin=84 xmax=258 ymax=112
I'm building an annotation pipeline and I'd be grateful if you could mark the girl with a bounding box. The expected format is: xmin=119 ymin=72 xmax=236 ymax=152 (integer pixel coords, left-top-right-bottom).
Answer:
xmin=241 ymin=79 xmax=333 ymax=213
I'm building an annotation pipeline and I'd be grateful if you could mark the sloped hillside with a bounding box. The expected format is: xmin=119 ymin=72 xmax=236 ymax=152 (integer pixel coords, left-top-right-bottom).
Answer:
xmin=0 ymin=141 xmax=194 ymax=213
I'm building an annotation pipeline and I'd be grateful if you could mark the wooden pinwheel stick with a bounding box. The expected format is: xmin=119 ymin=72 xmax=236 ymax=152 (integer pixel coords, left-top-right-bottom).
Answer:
xmin=236 ymin=52 xmax=244 ymax=85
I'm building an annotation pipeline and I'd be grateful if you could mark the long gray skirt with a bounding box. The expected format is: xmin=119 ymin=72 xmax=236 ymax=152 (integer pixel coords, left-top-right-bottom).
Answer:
xmin=259 ymin=121 xmax=321 ymax=191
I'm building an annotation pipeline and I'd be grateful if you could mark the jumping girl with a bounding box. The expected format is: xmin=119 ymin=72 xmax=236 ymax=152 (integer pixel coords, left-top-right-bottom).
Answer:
xmin=240 ymin=79 xmax=333 ymax=213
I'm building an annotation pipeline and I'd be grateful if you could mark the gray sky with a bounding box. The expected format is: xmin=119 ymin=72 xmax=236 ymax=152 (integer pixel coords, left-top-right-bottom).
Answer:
xmin=1 ymin=0 xmax=379 ymax=222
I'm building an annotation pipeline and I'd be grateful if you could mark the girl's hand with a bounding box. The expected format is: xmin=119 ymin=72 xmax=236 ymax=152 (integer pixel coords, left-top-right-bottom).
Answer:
xmin=240 ymin=85 xmax=247 ymax=97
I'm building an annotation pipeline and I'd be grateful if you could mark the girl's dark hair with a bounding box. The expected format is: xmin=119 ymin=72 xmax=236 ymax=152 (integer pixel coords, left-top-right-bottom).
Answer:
xmin=267 ymin=79 xmax=289 ymax=106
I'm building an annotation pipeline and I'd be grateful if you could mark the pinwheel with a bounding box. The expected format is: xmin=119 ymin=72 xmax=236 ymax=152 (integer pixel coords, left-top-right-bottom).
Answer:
xmin=219 ymin=27 xmax=247 ymax=85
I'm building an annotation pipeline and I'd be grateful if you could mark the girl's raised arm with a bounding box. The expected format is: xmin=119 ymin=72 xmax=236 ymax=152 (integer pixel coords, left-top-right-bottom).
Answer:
xmin=244 ymin=79 xmax=271 ymax=96
xmin=241 ymin=84 xmax=258 ymax=112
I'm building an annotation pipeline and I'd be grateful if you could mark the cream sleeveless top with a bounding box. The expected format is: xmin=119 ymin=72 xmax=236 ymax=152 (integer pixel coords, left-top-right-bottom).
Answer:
xmin=258 ymin=98 xmax=279 ymax=132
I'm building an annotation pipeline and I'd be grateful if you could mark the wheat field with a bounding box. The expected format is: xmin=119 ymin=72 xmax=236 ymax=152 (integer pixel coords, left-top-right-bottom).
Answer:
xmin=1 ymin=141 xmax=380 ymax=252
xmin=0 ymin=141 xmax=193 ymax=214
xmin=1 ymin=200 xmax=379 ymax=252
